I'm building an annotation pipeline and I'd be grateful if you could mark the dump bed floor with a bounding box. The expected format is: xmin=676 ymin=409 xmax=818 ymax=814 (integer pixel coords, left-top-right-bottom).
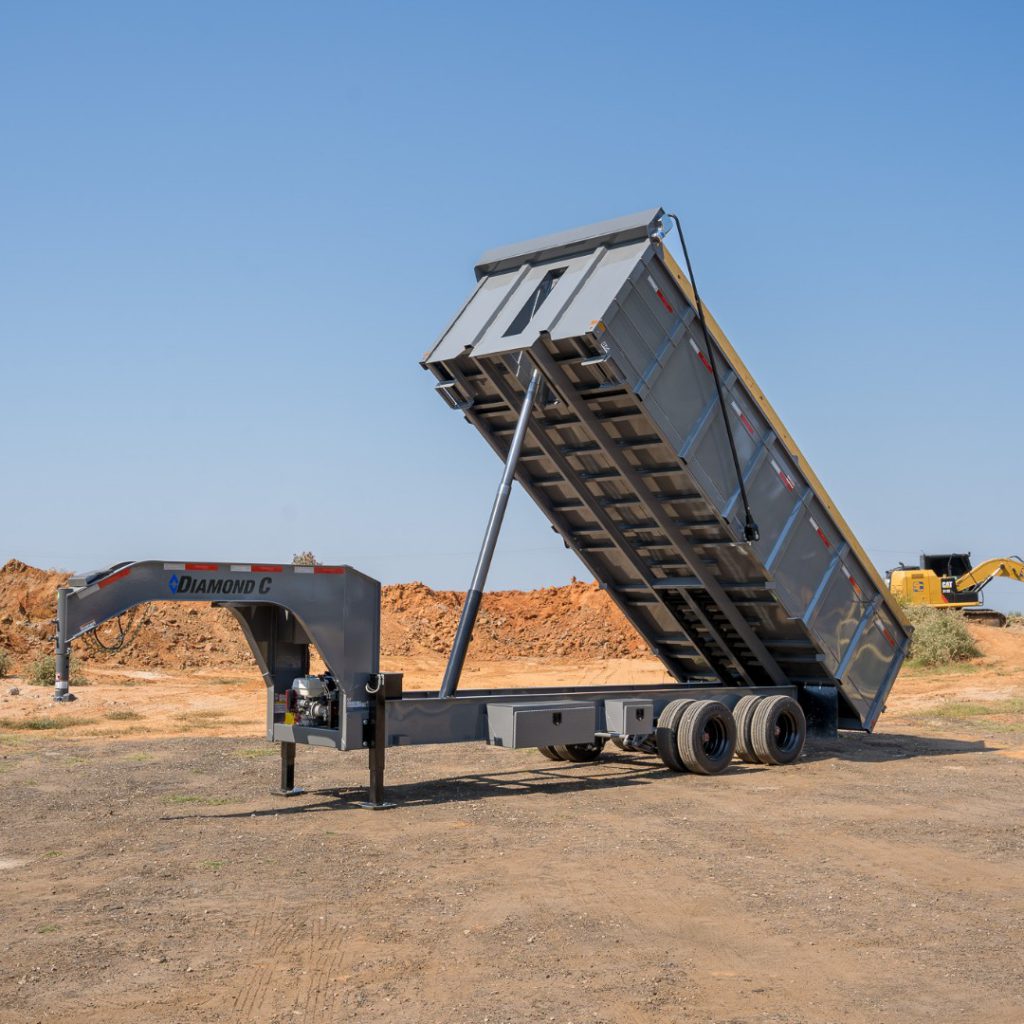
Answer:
xmin=424 ymin=209 xmax=910 ymax=730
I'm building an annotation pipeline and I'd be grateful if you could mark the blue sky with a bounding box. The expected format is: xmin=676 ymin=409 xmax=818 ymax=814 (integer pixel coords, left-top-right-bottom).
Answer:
xmin=2 ymin=2 xmax=1022 ymax=608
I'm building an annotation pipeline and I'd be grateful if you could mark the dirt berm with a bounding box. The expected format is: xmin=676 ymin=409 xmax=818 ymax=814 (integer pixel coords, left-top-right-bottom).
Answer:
xmin=0 ymin=558 xmax=648 ymax=672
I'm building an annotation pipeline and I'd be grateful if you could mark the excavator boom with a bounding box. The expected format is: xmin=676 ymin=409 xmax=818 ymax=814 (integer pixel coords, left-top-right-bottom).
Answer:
xmin=955 ymin=556 xmax=1024 ymax=594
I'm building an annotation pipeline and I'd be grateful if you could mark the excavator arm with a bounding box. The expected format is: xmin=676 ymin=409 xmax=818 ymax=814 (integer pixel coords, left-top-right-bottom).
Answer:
xmin=955 ymin=556 xmax=1024 ymax=594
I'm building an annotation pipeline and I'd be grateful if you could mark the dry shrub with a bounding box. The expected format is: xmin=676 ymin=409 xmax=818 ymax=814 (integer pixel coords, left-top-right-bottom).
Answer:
xmin=903 ymin=604 xmax=980 ymax=666
xmin=26 ymin=653 xmax=88 ymax=687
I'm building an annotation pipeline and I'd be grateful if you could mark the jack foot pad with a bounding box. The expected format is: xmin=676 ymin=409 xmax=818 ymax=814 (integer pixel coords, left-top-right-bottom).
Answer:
xmin=271 ymin=787 xmax=305 ymax=797
xmin=356 ymin=800 xmax=397 ymax=810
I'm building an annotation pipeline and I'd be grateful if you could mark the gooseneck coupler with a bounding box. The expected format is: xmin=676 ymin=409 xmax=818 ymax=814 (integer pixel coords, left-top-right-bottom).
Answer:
xmin=439 ymin=368 xmax=541 ymax=699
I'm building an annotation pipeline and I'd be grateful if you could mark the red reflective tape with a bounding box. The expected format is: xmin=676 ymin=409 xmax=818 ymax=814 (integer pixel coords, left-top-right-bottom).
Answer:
xmin=656 ymin=289 xmax=674 ymax=313
xmin=185 ymin=563 xmax=218 ymax=571
xmin=98 ymin=568 xmax=131 ymax=589
xmin=771 ymin=459 xmax=795 ymax=491
xmin=250 ymin=564 xmax=283 ymax=573
xmin=816 ymin=528 xmax=831 ymax=549
xmin=882 ymin=627 xmax=895 ymax=648
xmin=848 ymin=574 xmax=862 ymax=595
xmin=697 ymin=351 xmax=713 ymax=374
xmin=313 ymin=566 xmax=346 ymax=575
xmin=730 ymin=401 xmax=756 ymax=437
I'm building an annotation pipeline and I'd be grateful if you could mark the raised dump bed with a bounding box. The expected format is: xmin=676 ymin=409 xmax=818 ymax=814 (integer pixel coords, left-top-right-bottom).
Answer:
xmin=424 ymin=208 xmax=910 ymax=731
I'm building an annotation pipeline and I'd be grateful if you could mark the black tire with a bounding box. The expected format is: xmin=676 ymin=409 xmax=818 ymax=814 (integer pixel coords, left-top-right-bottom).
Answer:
xmin=553 ymin=739 xmax=605 ymax=763
xmin=732 ymin=694 xmax=762 ymax=764
xmin=750 ymin=695 xmax=806 ymax=766
xmin=655 ymin=699 xmax=693 ymax=772
xmin=676 ymin=700 xmax=737 ymax=775
xmin=538 ymin=746 xmax=565 ymax=761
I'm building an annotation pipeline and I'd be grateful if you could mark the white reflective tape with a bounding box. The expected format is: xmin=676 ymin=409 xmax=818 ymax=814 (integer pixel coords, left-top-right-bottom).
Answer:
xmin=164 ymin=563 xmax=186 ymax=571
xmin=80 ymin=620 xmax=96 ymax=633
xmin=230 ymin=564 xmax=250 ymax=573
xmin=294 ymin=566 xmax=314 ymax=574
xmin=730 ymin=400 xmax=741 ymax=415
xmin=809 ymin=517 xmax=820 ymax=531
xmin=688 ymin=337 xmax=700 ymax=353
xmin=647 ymin=274 xmax=659 ymax=292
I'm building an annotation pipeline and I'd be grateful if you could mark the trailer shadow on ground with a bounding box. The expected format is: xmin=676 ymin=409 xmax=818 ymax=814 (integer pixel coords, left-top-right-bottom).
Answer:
xmin=164 ymin=757 xmax=694 ymax=818
xmin=161 ymin=732 xmax=991 ymax=821
xmin=802 ymin=731 xmax=990 ymax=763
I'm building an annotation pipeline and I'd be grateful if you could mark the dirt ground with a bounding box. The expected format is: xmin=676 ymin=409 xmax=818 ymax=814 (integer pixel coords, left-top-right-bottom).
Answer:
xmin=1 ymin=646 xmax=1023 ymax=1022
xmin=1 ymin=716 xmax=1022 ymax=1024
xmin=2 ymin=558 xmax=1023 ymax=1022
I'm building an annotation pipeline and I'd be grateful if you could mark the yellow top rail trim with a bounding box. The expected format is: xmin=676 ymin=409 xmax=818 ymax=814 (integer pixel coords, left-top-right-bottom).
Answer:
xmin=657 ymin=244 xmax=910 ymax=633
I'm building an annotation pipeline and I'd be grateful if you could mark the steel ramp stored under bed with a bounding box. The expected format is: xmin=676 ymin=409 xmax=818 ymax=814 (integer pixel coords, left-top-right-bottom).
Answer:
xmin=424 ymin=208 xmax=910 ymax=731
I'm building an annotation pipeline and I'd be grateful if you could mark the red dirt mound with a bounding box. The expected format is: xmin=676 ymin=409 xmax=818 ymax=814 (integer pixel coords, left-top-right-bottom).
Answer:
xmin=381 ymin=579 xmax=647 ymax=659
xmin=0 ymin=560 xmax=648 ymax=673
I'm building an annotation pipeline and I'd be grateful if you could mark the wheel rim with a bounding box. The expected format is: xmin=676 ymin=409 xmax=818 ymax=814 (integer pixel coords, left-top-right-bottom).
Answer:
xmin=701 ymin=715 xmax=731 ymax=760
xmin=774 ymin=711 xmax=800 ymax=753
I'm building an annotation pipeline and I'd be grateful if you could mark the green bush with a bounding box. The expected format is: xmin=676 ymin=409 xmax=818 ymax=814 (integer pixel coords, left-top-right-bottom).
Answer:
xmin=292 ymin=551 xmax=321 ymax=566
xmin=26 ymin=653 xmax=88 ymax=688
xmin=0 ymin=651 xmax=9 ymax=678
xmin=903 ymin=604 xmax=980 ymax=667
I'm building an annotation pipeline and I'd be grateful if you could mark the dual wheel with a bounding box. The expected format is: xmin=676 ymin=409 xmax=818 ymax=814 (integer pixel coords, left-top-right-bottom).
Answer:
xmin=655 ymin=694 xmax=805 ymax=774
xmin=731 ymin=694 xmax=806 ymax=767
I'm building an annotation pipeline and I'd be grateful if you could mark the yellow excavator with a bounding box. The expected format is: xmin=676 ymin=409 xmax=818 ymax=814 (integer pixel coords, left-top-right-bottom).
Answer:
xmin=887 ymin=553 xmax=1024 ymax=627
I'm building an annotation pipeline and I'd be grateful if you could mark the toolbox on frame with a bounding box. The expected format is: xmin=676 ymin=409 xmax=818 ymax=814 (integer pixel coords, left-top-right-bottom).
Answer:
xmin=486 ymin=699 xmax=598 ymax=749
xmin=604 ymin=698 xmax=655 ymax=737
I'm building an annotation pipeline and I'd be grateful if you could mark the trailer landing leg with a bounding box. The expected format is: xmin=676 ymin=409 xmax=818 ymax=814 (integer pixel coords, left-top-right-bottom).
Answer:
xmin=358 ymin=675 xmax=395 ymax=810
xmin=272 ymin=741 xmax=304 ymax=797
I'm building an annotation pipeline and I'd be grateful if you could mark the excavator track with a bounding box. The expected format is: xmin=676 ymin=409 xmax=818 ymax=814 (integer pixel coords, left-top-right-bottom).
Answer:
xmin=962 ymin=608 xmax=1007 ymax=629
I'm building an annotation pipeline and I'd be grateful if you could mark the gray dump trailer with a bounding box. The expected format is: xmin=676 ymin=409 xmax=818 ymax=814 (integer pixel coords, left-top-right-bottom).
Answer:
xmin=54 ymin=208 xmax=911 ymax=806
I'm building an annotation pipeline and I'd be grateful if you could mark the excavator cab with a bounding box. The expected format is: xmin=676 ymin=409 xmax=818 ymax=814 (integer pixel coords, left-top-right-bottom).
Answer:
xmin=919 ymin=553 xmax=973 ymax=579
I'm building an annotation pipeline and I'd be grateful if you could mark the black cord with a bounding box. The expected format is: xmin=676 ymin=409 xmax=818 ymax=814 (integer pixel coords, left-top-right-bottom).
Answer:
xmin=665 ymin=212 xmax=759 ymax=543
xmin=83 ymin=607 xmax=146 ymax=653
